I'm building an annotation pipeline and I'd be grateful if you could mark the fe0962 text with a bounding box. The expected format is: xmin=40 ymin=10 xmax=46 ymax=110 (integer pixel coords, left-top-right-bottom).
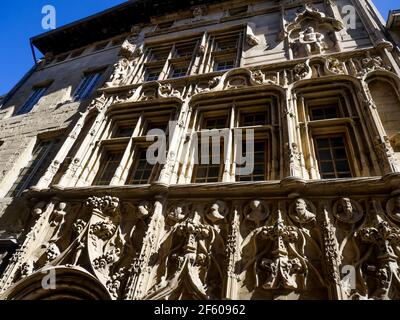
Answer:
xmin=197 ymin=304 xmax=246 ymax=315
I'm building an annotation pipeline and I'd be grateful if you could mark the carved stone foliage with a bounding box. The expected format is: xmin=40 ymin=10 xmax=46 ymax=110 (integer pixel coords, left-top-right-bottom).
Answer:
xmin=284 ymin=4 xmax=344 ymax=58
xmin=0 ymin=196 xmax=153 ymax=300
xmin=193 ymin=68 xmax=279 ymax=97
xmin=144 ymin=200 xmax=228 ymax=300
xmin=3 ymin=195 xmax=400 ymax=300
xmin=239 ymin=200 xmax=325 ymax=300
xmin=329 ymin=198 xmax=400 ymax=300
xmin=105 ymin=38 xmax=143 ymax=88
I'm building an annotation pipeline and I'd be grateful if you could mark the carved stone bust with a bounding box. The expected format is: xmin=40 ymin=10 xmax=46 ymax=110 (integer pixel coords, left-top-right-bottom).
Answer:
xmin=167 ymin=202 xmax=189 ymax=223
xmin=334 ymin=198 xmax=363 ymax=224
xmin=206 ymin=200 xmax=227 ymax=222
xmin=244 ymin=200 xmax=269 ymax=223
xmin=290 ymin=198 xmax=316 ymax=224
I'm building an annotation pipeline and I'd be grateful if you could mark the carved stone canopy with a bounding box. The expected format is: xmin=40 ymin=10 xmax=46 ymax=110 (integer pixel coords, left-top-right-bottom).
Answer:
xmin=285 ymin=4 xmax=344 ymax=57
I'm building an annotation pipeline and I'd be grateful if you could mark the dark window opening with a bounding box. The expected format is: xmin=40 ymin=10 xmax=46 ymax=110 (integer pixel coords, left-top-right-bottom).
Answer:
xmin=315 ymin=136 xmax=352 ymax=179
xmin=310 ymin=105 xmax=340 ymax=121
xmin=236 ymin=141 xmax=267 ymax=182
xmin=92 ymin=151 xmax=123 ymax=185
xmin=126 ymin=149 xmax=155 ymax=185
xmin=16 ymin=86 xmax=48 ymax=115
xmin=73 ymin=72 xmax=103 ymax=101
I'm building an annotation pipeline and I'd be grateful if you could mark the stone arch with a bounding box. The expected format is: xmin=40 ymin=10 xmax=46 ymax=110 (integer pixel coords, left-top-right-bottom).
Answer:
xmin=2 ymin=266 xmax=111 ymax=300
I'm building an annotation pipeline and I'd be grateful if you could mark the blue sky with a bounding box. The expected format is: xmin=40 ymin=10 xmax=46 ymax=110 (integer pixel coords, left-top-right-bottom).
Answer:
xmin=0 ymin=0 xmax=398 ymax=95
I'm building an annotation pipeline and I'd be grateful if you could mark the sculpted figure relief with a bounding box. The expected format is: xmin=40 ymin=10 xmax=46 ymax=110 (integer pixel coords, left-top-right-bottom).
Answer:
xmin=299 ymin=26 xmax=325 ymax=55
xmin=244 ymin=200 xmax=269 ymax=223
xmin=333 ymin=198 xmax=363 ymax=224
xmin=290 ymin=198 xmax=316 ymax=224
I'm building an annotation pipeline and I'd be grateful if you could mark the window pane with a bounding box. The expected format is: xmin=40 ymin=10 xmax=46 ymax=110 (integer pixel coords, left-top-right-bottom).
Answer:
xmin=92 ymin=151 xmax=123 ymax=185
xmin=315 ymin=136 xmax=352 ymax=179
xmin=203 ymin=117 xmax=227 ymax=129
xmin=214 ymin=60 xmax=234 ymax=72
xmin=145 ymin=69 xmax=161 ymax=82
xmin=310 ymin=105 xmax=339 ymax=121
xmin=6 ymin=140 xmax=54 ymax=197
xmin=236 ymin=141 xmax=266 ymax=182
xmin=127 ymin=150 xmax=155 ymax=185
xmin=170 ymin=67 xmax=188 ymax=78
xmin=241 ymin=112 xmax=268 ymax=126
xmin=74 ymin=72 xmax=102 ymax=100
xmin=17 ymin=87 xmax=48 ymax=115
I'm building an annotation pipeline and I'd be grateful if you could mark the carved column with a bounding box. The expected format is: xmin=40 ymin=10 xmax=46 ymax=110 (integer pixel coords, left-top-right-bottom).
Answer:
xmin=283 ymin=87 xmax=303 ymax=178
xmin=158 ymin=103 xmax=188 ymax=184
xmin=224 ymin=202 xmax=241 ymax=299
xmin=318 ymin=202 xmax=344 ymax=300
xmin=124 ymin=197 xmax=165 ymax=300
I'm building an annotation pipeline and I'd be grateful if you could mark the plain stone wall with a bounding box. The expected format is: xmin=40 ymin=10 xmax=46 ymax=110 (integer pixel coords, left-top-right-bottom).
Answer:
xmin=0 ymin=43 xmax=120 ymax=230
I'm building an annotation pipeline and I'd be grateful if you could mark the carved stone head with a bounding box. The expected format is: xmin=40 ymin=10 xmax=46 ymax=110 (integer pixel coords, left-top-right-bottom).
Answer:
xmin=206 ymin=200 xmax=227 ymax=222
xmin=334 ymin=198 xmax=363 ymax=224
xmin=167 ymin=202 xmax=189 ymax=223
xmin=20 ymin=260 xmax=34 ymax=278
xmin=137 ymin=201 xmax=153 ymax=218
xmin=245 ymin=200 xmax=269 ymax=223
xmin=290 ymin=198 xmax=316 ymax=224
xmin=45 ymin=242 xmax=60 ymax=263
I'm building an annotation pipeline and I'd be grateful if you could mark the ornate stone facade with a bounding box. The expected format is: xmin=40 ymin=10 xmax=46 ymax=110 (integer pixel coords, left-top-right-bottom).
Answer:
xmin=1 ymin=0 xmax=400 ymax=300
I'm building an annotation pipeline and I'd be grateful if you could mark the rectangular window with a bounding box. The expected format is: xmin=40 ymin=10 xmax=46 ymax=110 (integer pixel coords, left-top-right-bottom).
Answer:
xmin=113 ymin=121 xmax=137 ymax=138
xmin=240 ymin=112 xmax=268 ymax=127
xmin=202 ymin=117 xmax=228 ymax=130
xmin=126 ymin=149 xmax=155 ymax=185
xmin=114 ymin=126 xmax=134 ymax=138
xmin=175 ymin=45 xmax=195 ymax=58
xmin=7 ymin=140 xmax=56 ymax=197
xmin=145 ymin=69 xmax=161 ymax=82
xmin=214 ymin=60 xmax=235 ymax=72
xmin=309 ymin=105 xmax=340 ymax=121
xmin=216 ymin=40 xmax=238 ymax=52
xmin=73 ymin=72 xmax=102 ymax=101
xmin=170 ymin=67 xmax=188 ymax=78
xmin=193 ymin=140 xmax=223 ymax=183
xmin=236 ymin=141 xmax=267 ymax=182
xmin=146 ymin=121 xmax=169 ymax=135
xmin=17 ymin=86 xmax=48 ymax=115
xmin=92 ymin=151 xmax=123 ymax=186
xmin=315 ymin=136 xmax=352 ymax=179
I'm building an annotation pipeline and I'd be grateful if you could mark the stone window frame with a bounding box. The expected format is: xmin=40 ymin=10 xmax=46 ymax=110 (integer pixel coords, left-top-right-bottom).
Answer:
xmin=6 ymin=137 xmax=61 ymax=198
xmin=73 ymin=67 xmax=106 ymax=101
xmin=79 ymin=105 xmax=178 ymax=187
xmin=180 ymin=95 xmax=277 ymax=184
xmin=15 ymin=80 xmax=53 ymax=116
xmin=296 ymin=83 xmax=376 ymax=179
xmin=140 ymin=37 xmax=201 ymax=83
xmin=202 ymin=27 xmax=244 ymax=74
